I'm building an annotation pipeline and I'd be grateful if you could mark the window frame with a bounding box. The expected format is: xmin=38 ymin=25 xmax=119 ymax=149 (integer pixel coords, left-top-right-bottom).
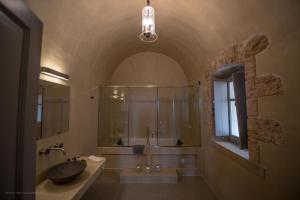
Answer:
xmin=226 ymin=79 xmax=240 ymax=146
xmin=213 ymin=77 xmax=241 ymax=147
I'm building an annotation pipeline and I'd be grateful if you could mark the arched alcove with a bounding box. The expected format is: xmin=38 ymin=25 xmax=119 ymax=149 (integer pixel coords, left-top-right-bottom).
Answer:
xmin=110 ymin=52 xmax=188 ymax=86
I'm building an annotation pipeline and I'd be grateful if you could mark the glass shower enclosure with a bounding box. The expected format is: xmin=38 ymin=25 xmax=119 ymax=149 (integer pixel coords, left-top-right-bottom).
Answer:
xmin=98 ymin=85 xmax=201 ymax=147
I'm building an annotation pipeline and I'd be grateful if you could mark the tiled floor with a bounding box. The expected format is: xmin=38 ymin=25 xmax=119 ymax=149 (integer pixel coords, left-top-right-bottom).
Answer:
xmin=81 ymin=172 xmax=217 ymax=200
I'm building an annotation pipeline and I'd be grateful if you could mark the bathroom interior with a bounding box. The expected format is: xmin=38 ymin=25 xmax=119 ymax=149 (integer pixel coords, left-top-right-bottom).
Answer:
xmin=0 ymin=0 xmax=299 ymax=200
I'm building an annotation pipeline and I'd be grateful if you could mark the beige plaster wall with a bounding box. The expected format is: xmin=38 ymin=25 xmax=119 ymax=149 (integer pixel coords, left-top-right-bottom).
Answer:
xmin=111 ymin=52 xmax=188 ymax=86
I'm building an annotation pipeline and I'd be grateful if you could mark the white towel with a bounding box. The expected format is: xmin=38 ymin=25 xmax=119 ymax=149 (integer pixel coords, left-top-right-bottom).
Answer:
xmin=88 ymin=155 xmax=105 ymax=162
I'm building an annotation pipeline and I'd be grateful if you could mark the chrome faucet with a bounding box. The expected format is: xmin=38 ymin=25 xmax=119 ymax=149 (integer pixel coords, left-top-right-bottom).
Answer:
xmin=39 ymin=143 xmax=66 ymax=155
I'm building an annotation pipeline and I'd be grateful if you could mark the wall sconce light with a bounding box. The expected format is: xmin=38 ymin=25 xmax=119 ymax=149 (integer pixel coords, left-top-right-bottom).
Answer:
xmin=40 ymin=67 xmax=69 ymax=81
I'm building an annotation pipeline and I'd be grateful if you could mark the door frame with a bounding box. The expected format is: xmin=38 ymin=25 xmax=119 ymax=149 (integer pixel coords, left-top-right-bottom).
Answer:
xmin=0 ymin=0 xmax=43 ymax=199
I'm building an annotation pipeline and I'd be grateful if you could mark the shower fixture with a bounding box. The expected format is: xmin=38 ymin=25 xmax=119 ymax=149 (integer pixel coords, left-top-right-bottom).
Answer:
xmin=139 ymin=0 xmax=158 ymax=42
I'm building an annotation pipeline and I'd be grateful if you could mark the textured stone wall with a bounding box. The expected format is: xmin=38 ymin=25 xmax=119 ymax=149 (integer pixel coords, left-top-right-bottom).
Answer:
xmin=204 ymin=34 xmax=284 ymax=163
xmin=256 ymin=74 xmax=283 ymax=97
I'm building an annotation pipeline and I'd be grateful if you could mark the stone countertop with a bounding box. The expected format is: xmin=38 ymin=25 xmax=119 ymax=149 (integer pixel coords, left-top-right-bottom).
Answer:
xmin=36 ymin=157 xmax=105 ymax=200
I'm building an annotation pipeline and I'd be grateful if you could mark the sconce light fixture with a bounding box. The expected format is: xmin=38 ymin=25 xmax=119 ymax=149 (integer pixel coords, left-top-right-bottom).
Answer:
xmin=40 ymin=67 xmax=69 ymax=81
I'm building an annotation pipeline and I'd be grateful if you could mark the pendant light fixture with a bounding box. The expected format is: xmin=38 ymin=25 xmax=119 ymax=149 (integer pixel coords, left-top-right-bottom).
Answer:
xmin=139 ymin=0 xmax=158 ymax=43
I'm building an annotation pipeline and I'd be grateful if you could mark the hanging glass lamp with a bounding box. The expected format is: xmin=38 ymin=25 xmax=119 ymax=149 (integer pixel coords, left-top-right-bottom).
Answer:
xmin=139 ymin=0 xmax=158 ymax=42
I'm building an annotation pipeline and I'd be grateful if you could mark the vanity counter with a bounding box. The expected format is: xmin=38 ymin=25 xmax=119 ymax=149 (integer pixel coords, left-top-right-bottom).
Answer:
xmin=36 ymin=157 xmax=105 ymax=200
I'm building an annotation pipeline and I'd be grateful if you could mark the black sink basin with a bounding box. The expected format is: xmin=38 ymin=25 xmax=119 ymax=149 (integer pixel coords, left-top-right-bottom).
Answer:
xmin=47 ymin=160 xmax=87 ymax=184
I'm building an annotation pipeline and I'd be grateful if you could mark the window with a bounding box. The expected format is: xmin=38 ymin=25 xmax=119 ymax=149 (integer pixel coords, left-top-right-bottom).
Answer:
xmin=36 ymin=86 xmax=43 ymax=140
xmin=214 ymin=80 xmax=239 ymax=142
xmin=213 ymin=70 xmax=248 ymax=149
xmin=213 ymin=81 xmax=229 ymax=137
xmin=228 ymin=81 xmax=239 ymax=144
xmin=37 ymin=95 xmax=43 ymax=123
xmin=229 ymin=81 xmax=239 ymax=136
xmin=37 ymin=87 xmax=43 ymax=124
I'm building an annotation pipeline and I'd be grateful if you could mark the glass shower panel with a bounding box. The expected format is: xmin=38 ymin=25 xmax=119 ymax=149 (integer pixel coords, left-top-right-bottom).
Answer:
xmin=157 ymin=88 xmax=176 ymax=146
xmin=98 ymin=87 xmax=129 ymax=146
xmin=97 ymin=85 xmax=201 ymax=147
xmin=129 ymin=87 xmax=157 ymax=146
xmin=189 ymin=86 xmax=201 ymax=146
xmin=174 ymin=87 xmax=184 ymax=145
xmin=175 ymin=86 xmax=201 ymax=146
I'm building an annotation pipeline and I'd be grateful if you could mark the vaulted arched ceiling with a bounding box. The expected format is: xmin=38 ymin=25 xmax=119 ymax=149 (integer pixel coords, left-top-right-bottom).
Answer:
xmin=25 ymin=0 xmax=300 ymax=88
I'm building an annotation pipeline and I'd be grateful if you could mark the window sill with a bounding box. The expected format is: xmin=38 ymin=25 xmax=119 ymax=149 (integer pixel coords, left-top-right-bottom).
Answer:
xmin=211 ymin=140 xmax=266 ymax=178
xmin=216 ymin=141 xmax=249 ymax=159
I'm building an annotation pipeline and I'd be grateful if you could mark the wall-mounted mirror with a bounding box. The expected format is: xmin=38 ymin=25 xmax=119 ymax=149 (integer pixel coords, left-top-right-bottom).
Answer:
xmin=37 ymin=80 xmax=70 ymax=140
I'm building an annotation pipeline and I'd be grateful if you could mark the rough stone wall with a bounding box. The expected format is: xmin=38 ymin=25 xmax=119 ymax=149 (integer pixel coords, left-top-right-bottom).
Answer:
xmin=256 ymin=74 xmax=283 ymax=97
xmin=204 ymin=34 xmax=284 ymax=163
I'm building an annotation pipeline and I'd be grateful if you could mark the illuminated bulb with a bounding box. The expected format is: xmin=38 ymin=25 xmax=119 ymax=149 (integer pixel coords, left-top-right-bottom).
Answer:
xmin=139 ymin=0 xmax=158 ymax=42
